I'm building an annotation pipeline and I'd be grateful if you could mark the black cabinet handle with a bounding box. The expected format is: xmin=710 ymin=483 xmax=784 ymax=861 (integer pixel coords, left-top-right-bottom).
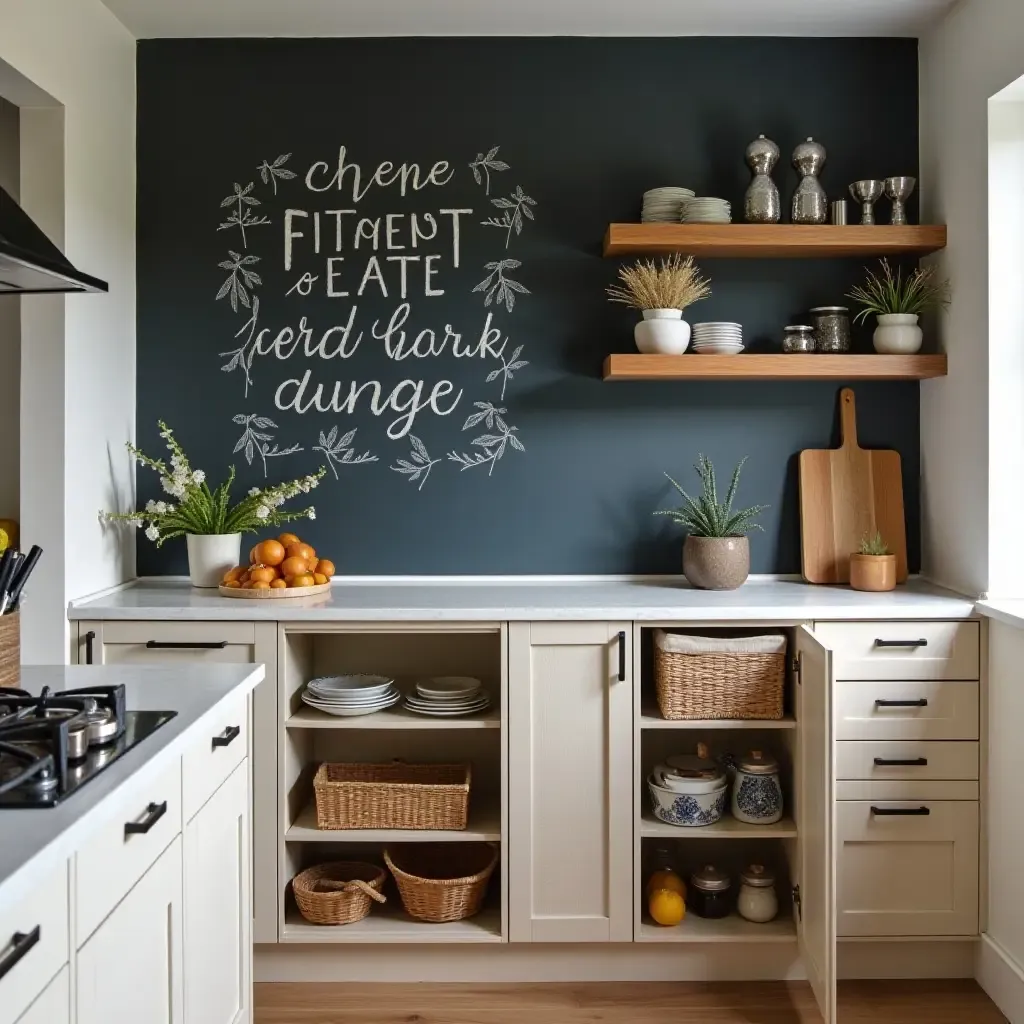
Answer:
xmin=84 ymin=630 xmax=96 ymax=665
xmin=875 ymin=698 xmax=929 ymax=708
xmin=874 ymin=638 xmax=928 ymax=648
xmin=617 ymin=631 xmax=626 ymax=682
xmin=874 ymin=757 xmax=928 ymax=766
xmin=124 ymin=801 xmax=168 ymax=837
xmin=212 ymin=725 xmax=241 ymax=748
xmin=871 ymin=806 xmax=931 ymax=816
xmin=0 ymin=926 xmax=40 ymax=982
xmin=146 ymin=640 xmax=229 ymax=649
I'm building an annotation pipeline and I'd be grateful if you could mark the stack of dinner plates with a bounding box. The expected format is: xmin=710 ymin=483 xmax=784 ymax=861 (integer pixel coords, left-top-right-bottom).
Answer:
xmin=680 ymin=197 xmax=732 ymax=224
xmin=641 ymin=186 xmax=696 ymax=223
xmin=301 ymin=675 xmax=400 ymax=717
xmin=403 ymin=677 xmax=491 ymax=718
xmin=692 ymin=322 xmax=744 ymax=354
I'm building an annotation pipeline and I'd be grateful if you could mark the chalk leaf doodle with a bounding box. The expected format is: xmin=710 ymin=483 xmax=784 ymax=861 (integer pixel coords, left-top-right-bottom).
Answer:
xmin=258 ymin=153 xmax=297 ymax=195
xmin=231 ymin=413 xmax=303 ymax=477
xmin=216 ymin=252 xmax=262 ymax=313
xmin=486 ymin=344 xmax=529 ymax=401
xmin=481 ymin=185 xmax=537 ymax=248
xmin=313 ymin=425 xmax=378 ymax=479
xmin=391 ymin=435 xmax=443 ymax=491
xmin=218 ymin=182 xmax=271 ymax=248
xmin=472 ymin=259 xmax=530 ymax=313
xmin=448 ymin=402 xmax=525 ymax=476
xmin=468 ymin=146 xmax=509 ymax=196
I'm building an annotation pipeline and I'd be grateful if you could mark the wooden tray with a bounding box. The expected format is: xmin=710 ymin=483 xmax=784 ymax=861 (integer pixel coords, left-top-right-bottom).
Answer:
xmin=218 ymin=582 xmax=332 ymax=599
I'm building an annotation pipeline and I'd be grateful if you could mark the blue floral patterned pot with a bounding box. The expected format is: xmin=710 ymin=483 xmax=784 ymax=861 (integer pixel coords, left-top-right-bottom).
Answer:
xmin=730 ymin=759 xmax=783 ymax=825
xmin=648 ymin=777 xmax=728 ymax=827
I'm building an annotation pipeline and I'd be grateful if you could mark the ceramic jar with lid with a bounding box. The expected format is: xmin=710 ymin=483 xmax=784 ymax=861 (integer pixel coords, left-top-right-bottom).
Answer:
xmin=809 ymin=306 xmax=851 ymax=353
xmin=782 ymin=325 xmax=816 ymax=353
xmin=689 ymin=864 xmax=733 ymax=919
xmin=648 ymin=743 xmax=729 ymax=827
xmin=737 ymin=864 xmax=779 ymax=923
xmin=730 ymin=750 xmax=783 ymax=825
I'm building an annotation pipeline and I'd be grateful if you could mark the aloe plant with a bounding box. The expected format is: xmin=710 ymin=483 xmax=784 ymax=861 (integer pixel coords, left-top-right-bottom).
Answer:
xmin=655 ymin=455 xmax=768 ymax=537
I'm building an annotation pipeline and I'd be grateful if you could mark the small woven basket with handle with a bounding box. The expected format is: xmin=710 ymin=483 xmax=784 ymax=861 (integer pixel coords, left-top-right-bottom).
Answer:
xmin=291 ymin=861 xmax=387 ymax=926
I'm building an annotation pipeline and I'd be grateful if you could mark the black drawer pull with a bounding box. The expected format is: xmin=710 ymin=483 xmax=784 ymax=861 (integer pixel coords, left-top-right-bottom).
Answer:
xmin=145 ymin=640 xmax=229 ymax=649
xmin=871 ymin=806 xmax=931 ymax=816
xmin=874 ymin=757 xmax=928 ymax=767
xmin=212 ymin=725 xmax=241 ymax=748
xmin=124 ymin=801 xmax=168 ymax=837
xmin=0 ymin=926 xmax=40 ymax=982
xmin=874 ymin=638 xmax=928 ymax=648
xmin=84 ymin=630 xmax=96 ymax=665
xmin=875 ymin=698 xmax=929 ymax=708
xmin=617 ymin=631 xmax=626 ymax=682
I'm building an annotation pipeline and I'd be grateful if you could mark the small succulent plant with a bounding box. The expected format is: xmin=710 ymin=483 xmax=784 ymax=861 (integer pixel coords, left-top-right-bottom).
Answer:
xmin=859 ymin=531 xmax=891 ymax=556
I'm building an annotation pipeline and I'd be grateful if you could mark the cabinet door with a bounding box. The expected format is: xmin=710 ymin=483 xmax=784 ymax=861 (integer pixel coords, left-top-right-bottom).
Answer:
xmin=795 ymin=626 xmax=836 ymax=1024
xmin=77 ymin=837 xmax=183 ymax=1024
xmin=14 ymin=966 xmax=69 ymax=1024
xmin=508 ymin=622 xmax=632 ymax=942
xmin=184 ymin=761 xmax=251 ymax=1024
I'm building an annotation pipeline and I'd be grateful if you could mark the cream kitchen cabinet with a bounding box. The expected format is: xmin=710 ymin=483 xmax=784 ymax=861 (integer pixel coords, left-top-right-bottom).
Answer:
xmin=14 ymin=967 xmax=70 ymax=1024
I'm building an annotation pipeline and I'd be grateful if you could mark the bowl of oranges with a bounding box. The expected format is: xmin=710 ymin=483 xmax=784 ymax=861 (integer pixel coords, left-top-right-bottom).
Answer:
xmin=218 ymin=533 xmax=336 ymax=599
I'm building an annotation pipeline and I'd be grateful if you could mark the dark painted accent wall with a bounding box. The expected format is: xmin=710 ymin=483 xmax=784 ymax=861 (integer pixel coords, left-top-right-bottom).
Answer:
xmin=136 ymin=37 xmax=920 ymax=576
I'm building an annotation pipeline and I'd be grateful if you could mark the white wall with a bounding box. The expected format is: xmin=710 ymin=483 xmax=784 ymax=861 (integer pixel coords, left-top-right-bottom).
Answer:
xmin=0 ymin=0 xmax=136 ymax=661
xmin=0 ymin=97 xmax=18 ymax=528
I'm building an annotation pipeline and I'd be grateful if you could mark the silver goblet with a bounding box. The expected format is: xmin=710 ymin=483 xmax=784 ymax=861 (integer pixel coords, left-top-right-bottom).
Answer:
xmin=849 ymin=179 xmax=884 ymax=225
xmin=884 ymin=176 xmax=917 ymax=226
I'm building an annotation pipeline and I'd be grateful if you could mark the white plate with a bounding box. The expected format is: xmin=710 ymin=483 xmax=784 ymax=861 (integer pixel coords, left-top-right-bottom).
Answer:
xmin=307 ymin=674 xmax=394 ymax=694
xmin=304 ymin=685 xmax=399 ymax=705
xmin=302 ymin=693 xmax=401 ymax=716
xmin=415 ymin=677 xmax=484 ymax=698
xmin=405 ymin=695 xmax=490 ymax=710
xmin=403 ymin=702 xmax=492 ymax=717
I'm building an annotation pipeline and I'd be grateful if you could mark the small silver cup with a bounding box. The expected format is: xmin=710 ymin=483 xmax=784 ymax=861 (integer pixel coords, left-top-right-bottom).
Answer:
xmin=849 ymin=180 xmax=884 ymax=225
xmin=884 ymin=176 xmax=917 ymax=226
xmin=831 ymin=200 xmax=848 ymax=226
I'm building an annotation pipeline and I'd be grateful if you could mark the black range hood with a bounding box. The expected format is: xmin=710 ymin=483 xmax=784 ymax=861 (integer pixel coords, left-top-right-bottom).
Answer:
xmin=0 ymin=186 xmax=108 ymax=294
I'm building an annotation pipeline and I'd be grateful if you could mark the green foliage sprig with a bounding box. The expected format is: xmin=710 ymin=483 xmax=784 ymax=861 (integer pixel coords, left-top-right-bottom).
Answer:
xmin=847 ymin=259 xmax=951 ymax=324
xmin=859 ymin=531 xmax=891 ymax=556
xmin=655 ymin=455 xmax=768 ymax=538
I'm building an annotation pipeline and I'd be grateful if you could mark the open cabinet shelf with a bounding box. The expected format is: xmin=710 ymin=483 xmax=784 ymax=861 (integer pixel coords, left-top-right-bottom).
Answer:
xmin=640 ymin=811 xmax=798 ymax=839
xmin=285 ymin=704 xmax=501 ymax=730
xmin=639 ymin=705 xmax=797 ymax=730
xmin=638 ymin=911 xmax=796 ymax=944
xmin=281 ymin=902 xmax=503 ymax=944
xmin=286 ymin=800 xmax=503 ymax=843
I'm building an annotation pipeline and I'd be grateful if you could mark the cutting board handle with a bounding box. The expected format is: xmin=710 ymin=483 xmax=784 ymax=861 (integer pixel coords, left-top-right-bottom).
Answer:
xmin=839 ymin=387 xmax=859 ymax=450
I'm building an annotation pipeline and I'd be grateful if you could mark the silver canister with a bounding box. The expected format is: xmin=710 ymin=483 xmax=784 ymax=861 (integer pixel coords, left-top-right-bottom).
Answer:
xmin=809 ymin=306 xmax=851 ymax=353
xmin=782 ymin=325 xmax=816 ymax=353
xmin=830 ymin=200 xmax=848 ymax=226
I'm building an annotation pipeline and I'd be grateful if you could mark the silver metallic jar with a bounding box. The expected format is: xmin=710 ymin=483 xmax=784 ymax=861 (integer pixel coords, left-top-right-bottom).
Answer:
xmin=809 ymin=306 xmax=851 ymax=353
xmin=782 ymin=325 xmax=816 ymax=353
xmin=744 ymin=134 xmax=781 ymax=224
xmin=791 ymin=137 xmax=828 ymax=225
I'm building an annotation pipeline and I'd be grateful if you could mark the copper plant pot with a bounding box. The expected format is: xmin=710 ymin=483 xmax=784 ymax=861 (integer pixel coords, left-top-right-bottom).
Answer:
xmin=683 ymin=536 xmax=750 ymax=591
xmin=849 ymin=553 xmax=897 ymax=592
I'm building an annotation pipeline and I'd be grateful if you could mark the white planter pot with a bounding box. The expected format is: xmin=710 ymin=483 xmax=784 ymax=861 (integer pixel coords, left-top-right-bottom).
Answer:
xmin=186 ymin=533 xmax=242 ymax=588
xmin=873 ymin=313 xmax=923 ymax=354
xmin=634 ymin=308 xmax=691 ymax=355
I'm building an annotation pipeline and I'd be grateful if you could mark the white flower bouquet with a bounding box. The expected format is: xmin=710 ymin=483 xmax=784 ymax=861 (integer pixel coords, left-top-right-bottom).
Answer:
xmin=104 ymin=421 xmax=325 ymax=546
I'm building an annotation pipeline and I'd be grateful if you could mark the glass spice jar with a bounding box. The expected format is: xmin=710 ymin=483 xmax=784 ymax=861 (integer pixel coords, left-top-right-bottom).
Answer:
xmin=809 ymin=306 xmax=852 ymax=353
xmin=689 ymin=864 xmax=733 ymax=919
xmin=737 ymin=864 xmax=779 ymax=924
xmin=782 ymin=325 xmax=816 ymax=353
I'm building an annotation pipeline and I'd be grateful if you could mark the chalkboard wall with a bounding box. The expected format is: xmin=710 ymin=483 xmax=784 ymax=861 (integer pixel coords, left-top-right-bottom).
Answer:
xmin=136 ymin=37 xmax=921 ymax=576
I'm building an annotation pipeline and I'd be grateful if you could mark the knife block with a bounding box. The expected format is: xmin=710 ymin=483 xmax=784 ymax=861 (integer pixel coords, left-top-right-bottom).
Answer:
xmin=0 ymin=611 xmax=19 ymax=688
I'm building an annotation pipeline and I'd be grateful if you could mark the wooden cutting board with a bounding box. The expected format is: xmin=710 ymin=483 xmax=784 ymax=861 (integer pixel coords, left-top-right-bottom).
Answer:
xmin=799 ymin=387 xmax=907 ymax=584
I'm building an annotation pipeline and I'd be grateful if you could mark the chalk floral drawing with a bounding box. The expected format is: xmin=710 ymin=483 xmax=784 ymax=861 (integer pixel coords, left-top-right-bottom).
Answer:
xmin=469 ymin=146 xmax=509 ymax=196
xmin=486 ymin=344 xmax=529 ymax=401
xmin=219 ymin=298 xmax=262 ymax=396
xmin=391 ymin=435 xmax=442 ymax=491
xmin=481 ymin=185 xmax=537 ymax=248
xmin=257 ymin=153 xmax=297 ymax=195
xmin=313 ymin=425 xmax=378 ymax=479
xmin=216 ymin=252 xmax=262 ymax=313
xmin=472 ymin=259 xmax=530 ymax=313
xmin=231 ymin=413 xmax=303 ymax=478
xmin=218 ymin=182 xmax=271 ymax=248
xmin=448 ymin=403 xmax=524 ymax=476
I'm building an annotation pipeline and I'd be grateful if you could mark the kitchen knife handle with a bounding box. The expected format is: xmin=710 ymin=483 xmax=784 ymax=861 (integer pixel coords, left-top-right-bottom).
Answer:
xmin=617 ymin=631 xmax=626 ymax=682
xmin=84 ymin=630 xmax=96 ymax=665
xmin=874 ymin=638 xmax=928 ymax=648
xmin=875 ymin=698 xmax=928 ymax=708
xmin=8 ymin=545 xmax=42 ymax=608
xmin=124 ymin=801 xmax=168 ymax=837
xmin=870 ymin=806 xmax=931 ymax=816
xmin=145 ymin=640 xmax=229 ymax=650
xmin=874 ymin=757 xmax=928 ymax=766
xmin=0 ymin=926 xmax=41 ymax=982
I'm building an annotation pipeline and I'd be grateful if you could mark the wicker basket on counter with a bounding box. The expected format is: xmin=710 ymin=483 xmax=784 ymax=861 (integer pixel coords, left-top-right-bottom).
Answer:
xmin=292 ymin=861 xmax=387 ymax=926
xmin=0 ymin=611 xmax=18 ymax=689
xmin=384 ymin=843 xmax=497 ymax=923
xmin=312 ymin=761 xmax=471 ymax=831
xmin=654 ymin=630 xmax=786 ymax=721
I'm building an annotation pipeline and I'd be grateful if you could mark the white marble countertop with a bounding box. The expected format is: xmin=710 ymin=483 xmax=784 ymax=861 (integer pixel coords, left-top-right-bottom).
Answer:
xmin=0 ymin=663 xmax=264 ymax=911
xmin=68 ymin=576 xmax=978 ymax=622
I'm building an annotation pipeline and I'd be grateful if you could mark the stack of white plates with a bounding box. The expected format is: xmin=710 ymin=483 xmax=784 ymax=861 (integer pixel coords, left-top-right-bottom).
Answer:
xmin=692 ymin=322 xmax=744 ymax=355
xmin=680 ymin=197 xmax=732 ymax=224
xmin=404 ymin=677 xmax=491 ymax=718
xmin=301 ymin=675 xmax=400 ymax=717
xmin=641 ymin=186 xmax=695 ymax=223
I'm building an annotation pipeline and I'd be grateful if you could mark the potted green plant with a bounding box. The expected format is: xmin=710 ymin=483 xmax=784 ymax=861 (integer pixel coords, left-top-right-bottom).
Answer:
xmin=655 ymin=455 xmax=768 ymax=590
xmin=103 ymin=421 xmax=325 ymax=587
xmin=607 ymin=254 xmax=711 ymax=355
xmin=849 ymin=531 xmax=897 ymax=592
xmin=846 ymin=258 xmax=951 ymax=354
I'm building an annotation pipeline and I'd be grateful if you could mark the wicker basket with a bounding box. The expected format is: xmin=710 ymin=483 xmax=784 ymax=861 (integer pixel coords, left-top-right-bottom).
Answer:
xmin=384 ymin=843 xmax=498 ymax=923
xmin=654 ymin=631 xmax=786 ymax=721
xmin=312 ymin=762 xmax=471 ymax=831
xmin=292 ymin=861 xmax=387 ymax=926
xmin=0 ymin=612 xmax=18 ymax=690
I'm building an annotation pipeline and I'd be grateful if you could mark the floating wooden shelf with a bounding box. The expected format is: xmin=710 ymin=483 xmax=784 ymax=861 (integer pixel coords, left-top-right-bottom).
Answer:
xmin=603 ymin=353 xmax=947 ymax=382
xmin=603 ymin=223 xmax=947 ymax=258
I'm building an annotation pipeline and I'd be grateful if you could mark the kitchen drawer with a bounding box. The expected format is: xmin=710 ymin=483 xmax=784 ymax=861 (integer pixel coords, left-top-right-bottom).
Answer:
xmin=815 ymin=620 xmax=979 ymax=680
xmin=75 ymin=758 xmax=182 ymax=947
xmin=0 ymin=861 xmax=69 ymax=1024
xmin=13 ymin=965 xmax=68 ymax=1024
xmin=836 ymin=741 xmax=979 ymax=781
xmin=837 ymin=798 xmax=979 ymax=936
xmin=80 ymin=621 xmax=255 ymax=666
xmin=835 ymin=679 xmax=978 ymax=740
xmin=182 ymin=692 xmax=248 ymax=821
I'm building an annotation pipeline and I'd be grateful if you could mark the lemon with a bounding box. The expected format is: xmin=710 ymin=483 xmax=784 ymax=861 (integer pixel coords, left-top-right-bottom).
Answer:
xmin=649 ymin=888 xmax=685 ymax=927
xmin=0 ymin=528 xmax=7 ymax=553
xmin=646 ymin=869 xmax=686 ymax=900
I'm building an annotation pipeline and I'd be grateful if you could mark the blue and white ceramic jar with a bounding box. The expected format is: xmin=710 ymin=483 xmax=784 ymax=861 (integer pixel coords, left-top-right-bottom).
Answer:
xmin=648 ymin=742 xmax=729 ymax=828
xmin=730 ymin=750 xmax=783 ymax=825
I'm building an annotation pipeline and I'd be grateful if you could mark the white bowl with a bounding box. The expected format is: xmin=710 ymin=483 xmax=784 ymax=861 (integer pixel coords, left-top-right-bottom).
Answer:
xmin=647 ymin=776 xmax=728 ymax=827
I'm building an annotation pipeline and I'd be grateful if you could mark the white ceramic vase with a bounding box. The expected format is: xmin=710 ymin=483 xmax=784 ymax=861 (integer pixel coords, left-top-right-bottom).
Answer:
xmin=186 ymin=533 xmax=241 ymax=588
xmin=634 ymin=309 xmax=691 ymax=355
xmin=873 ymin=313 xmax=923 ymax=354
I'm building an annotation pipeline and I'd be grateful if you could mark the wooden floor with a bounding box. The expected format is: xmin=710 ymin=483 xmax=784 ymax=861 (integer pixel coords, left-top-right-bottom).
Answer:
xmin=255 ymin=980 xmax=1007 ymax=1023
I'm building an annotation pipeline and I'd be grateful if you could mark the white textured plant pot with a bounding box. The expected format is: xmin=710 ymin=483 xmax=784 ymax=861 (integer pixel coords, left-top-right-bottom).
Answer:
xmin=873 ymin=313 xmax=923 ymax=354
xmin=187 ymin=533 xmax=241 ymax=588
xmin=634 ymin=309 xmax=691 ymax=355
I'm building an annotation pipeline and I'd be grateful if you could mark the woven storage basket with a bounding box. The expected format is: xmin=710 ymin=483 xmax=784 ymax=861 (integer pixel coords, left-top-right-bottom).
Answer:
xmin=313 ymin=761 xmax=471 ymax=831
xmin=654 ymin=631 xmax=785 ymax=721
xmin=0 ymin=612 xmax=18 ymax=689
xmin=385 ymin=843 xmax=497 ymax=923
xmin=292 ymin=861 xmax=387 ymax=925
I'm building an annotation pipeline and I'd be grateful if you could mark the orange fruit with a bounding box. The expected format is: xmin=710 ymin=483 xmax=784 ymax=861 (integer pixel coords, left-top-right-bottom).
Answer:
xmin=649 ymin=889 xmax=685 ymax=927
xmin=252 ymin=580 xmax=271 ymax=590
xmin=223 ymin=566 xmax=246 ymax=584
xmin=241 ymin=580 xmax=255 ymax=589
xmin=285 ymin=542 xmax=316 ymax=563
xmin=307 ymin=557 xmax=319 ymax=573
xmin=270 ymin=578 xmax=288 ymax=589
xmin=223 ymin=580 xmax=241 ymax=589
xmin=646 ymin=870 xmax=686 ymax=900
xmin=249 ymin=545 xmax=259 ymax=564
xmin=278 ymin=532 xmax=300 ymax=547
xmin=313 ymin=572 xmax=327 ymax=585
xmin=280 ymin=555 xmax=308 ymax=578
xmin=254 ymin=539 xmax=286 ymax=566
xmin=249 ymin=566 xmax=276 ymax=584
xmin=290 ymin=572 xmax=315 ymax=588
xmin=316 ymin=558 xmax=335 ymax=578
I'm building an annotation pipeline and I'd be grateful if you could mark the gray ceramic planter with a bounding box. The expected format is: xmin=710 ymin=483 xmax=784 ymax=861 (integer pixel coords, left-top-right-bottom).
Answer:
xmin=683 ymin=535 xmax=750 ymax=590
